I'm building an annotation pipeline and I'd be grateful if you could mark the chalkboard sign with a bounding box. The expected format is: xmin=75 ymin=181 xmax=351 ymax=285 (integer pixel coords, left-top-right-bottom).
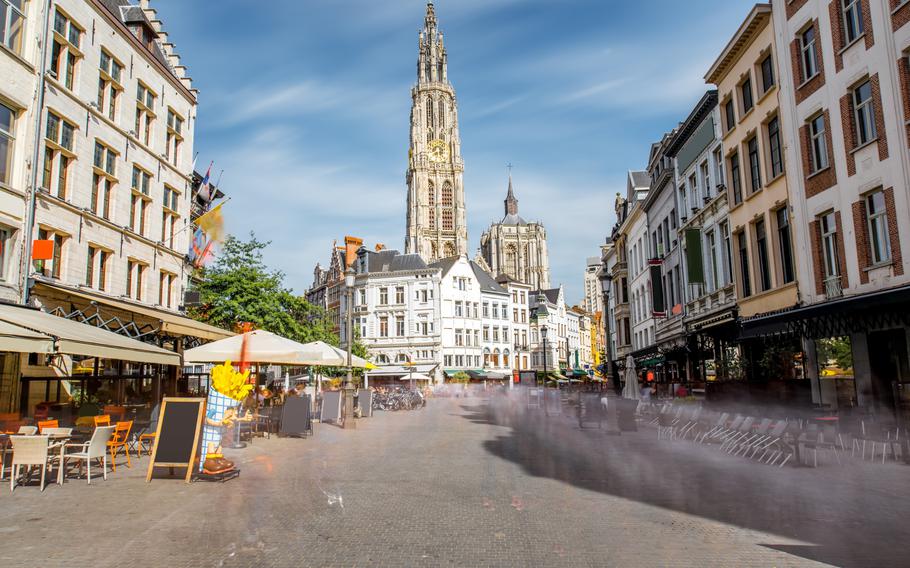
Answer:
xmin=357 ymin=389 xmax=372 ymax=418
xmin=146 ymin=397 xmax=205 ymax=483
xmin=279 ymin=395 xmax=312 ymax=437
xmin=321 ymin=390 xmax=342 ymax=423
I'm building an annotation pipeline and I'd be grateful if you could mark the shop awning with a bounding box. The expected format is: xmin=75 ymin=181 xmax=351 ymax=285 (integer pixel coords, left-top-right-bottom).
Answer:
xmin=0 ymin=304 xmax=179 ymax=365
xmin=33 ymin=281 xmax=233 ymax=341
xmin=740 ymin=284 xmax=910 ymax=340
xmin=0 ymin=320 xmax=55 ymax=354
xmin=366 ymin=364 xmax=438 ymax=377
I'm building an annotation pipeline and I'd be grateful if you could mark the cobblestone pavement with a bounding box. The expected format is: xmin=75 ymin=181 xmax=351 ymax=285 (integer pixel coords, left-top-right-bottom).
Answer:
xmin=0 ymin=394 xmax=907 ymax=567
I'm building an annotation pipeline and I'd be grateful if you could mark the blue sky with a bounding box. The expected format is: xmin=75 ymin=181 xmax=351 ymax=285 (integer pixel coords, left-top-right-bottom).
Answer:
xmin=155 ymin=0 xmax=755 ymax=303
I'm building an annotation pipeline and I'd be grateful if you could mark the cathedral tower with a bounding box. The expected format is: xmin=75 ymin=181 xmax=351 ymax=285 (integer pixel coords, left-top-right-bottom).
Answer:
xmin=405 ymin=2 xmax=468 ymax=262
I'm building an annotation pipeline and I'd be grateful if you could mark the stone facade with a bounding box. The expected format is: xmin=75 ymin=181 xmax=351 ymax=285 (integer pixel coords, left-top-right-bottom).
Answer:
xmin=479 ymin=175 xmax=551 ymax=290
xmin=405 ymin=2 xmax=467 ymax=262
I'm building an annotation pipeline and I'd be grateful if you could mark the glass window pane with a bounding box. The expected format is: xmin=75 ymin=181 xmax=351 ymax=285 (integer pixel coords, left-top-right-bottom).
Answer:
xmin=0 ymin=103 xmax=14 ymax=133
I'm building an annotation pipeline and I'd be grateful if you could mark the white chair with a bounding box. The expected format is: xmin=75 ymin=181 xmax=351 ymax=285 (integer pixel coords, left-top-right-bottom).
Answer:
xmin=60 ymin=426 xmax=115 ymax=485
xmin=42 ymin=427 xmax=73 ymax=437
xmin=17 ymin=426 xmax=37 ymax=435
xmin=9 ymin=435 xmax=51 ymax=492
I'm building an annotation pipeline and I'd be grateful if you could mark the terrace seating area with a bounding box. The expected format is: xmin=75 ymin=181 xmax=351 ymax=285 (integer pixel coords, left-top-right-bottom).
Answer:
xmin=645 ymin=402 xmax=907 ymax=468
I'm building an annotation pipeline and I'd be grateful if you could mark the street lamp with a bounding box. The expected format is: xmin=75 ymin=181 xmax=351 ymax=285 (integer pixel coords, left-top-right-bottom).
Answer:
xmin=343 ymin=266 xmax=356 ymax=429
xmin=598 ymin=268 xmax=613 ymax=384
xmin=537 ymin=295 xmax=549 ymax=389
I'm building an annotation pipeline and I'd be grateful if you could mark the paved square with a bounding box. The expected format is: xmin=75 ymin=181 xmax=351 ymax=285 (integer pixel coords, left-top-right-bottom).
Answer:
xmin=0 ymin=395 xmax=906 ymax=567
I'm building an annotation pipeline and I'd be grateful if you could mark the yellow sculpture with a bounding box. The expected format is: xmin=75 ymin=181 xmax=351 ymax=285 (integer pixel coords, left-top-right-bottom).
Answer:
xmin=210 ymin=360 xmax=253 ymax=401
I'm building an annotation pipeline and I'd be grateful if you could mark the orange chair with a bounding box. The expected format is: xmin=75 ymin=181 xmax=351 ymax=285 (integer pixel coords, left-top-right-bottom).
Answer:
xmin=37 ymin=419 xmax=59 ymax=433
xmin=94 ymin=415 xmax=111 ymax=427
xmin=107 ymin=420 xmax=133 ymax=471
xmin=138 ymin=432 xmax=156 ymax=456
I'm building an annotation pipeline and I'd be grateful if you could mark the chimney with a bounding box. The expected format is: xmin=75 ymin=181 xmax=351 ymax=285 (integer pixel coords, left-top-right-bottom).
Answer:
xmin=375 ymin=244 xmax=386 ymax=252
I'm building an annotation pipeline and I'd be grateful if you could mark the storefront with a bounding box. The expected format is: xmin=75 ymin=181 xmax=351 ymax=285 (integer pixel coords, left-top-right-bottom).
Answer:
xmin=740 ymin=284 xmax=910 ymax=422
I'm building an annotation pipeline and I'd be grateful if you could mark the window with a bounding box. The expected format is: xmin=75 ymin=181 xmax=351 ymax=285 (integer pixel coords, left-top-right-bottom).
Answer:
xmin=760 ymin=54 xmax=775 ymax=93
xmin=93 ymin=141 xmax=116 ymax=176
xmin=768 ymin=117 xmax=783 ymax=178
xmin=747 ymin=136 xmax=761 ymax=193
xmin=455 ymin=329 xmax=464 ymax=346
xmin=809 ymin=114 xmax=829 ymax=172
xmin=165 ymin=109 xmax=184 ymax=167
xmin=134 ymin=83 xmax=156 ymax=146
xmin=0 ymin=102 xmax=15 ymax=185
xmin=853 ymin=80 xmax=876 ymax=146
xmin=821 ymin=212 xmax=840 ymax=278
xmin=740 ymin=77 xmax=754 ymax=114
xmin=379 ymin=317 xmax=388 ymax=337
xmin=97 ymin=50 xmax=123 ymax=122
xmin=842 ymin=0 xmax=863 ymax=45
xmin=126 ymin=260 xmax=146 ymax=301
xmin=738 ymin=232 xmax=751 ymax=297
xmin=1 ymin=0 xmax=25 ymax=54
xmin=713 ymin=147 xmax=724 ymax=187
xmin=163 ymin=185 xmax=179 ymax=210
xmin=36 ymin=228 xmax=64 ymax=279
xmin=700 ymin=161 xmax=711 ymax=200
xmin=90 ymin=174 xmax=113 ymax=219
xmin=358 ymin=289 xmax=366 ymax=305
xmin=86 ymin=246 xmax=109 ymax=291
xmin=454 ymin=301 xmax=463 ymax=317
xmin=729 ymin=151 xmax=742 ymax=205
xmin=707 ymin=229 xmax=719 ymax=291
xmin=131 ymin=166 xmax=151 ymax=195
xmin=396 ymin=316 xmax=405 ymax=337
xmin=129 ymin=195 xmax=148 ymax=235
xmin=0 ymin=226 xmax=10 ymax=281
xmin=42 ymin=112 xmax=75 ymax=198
xmin=755 ymin=219 xmax=772 ymax=292
xmin=688 ymin=173 xmax=698 ymax=208
xmin=800 ymin=26 xmax=818 ymax=82
xmin=158 ymin=272 xmax=174 ymax=307
xmin=442 ymin=210 xmax=453 ymax=231
xmin=721 ymin=221 xmax=732 ymax=286
xmin=51 ymin=11 xmax=81 ymax=90
xmin=866 ymin=190 xmax=891 ymax=264
xmin=724 ymin=99 xmax=735 ymax=131
xmin=777 ymin=208 xmax=795 ymax=284
xmin=379 ymin=287 xmax=388 ymax=305
xmin=395 ymin=286 xmax=404 ymax=304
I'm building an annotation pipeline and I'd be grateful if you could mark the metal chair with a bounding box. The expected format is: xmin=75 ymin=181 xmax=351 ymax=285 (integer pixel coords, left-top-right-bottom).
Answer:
xmin=107 ymin=421 xmax=133 ymax=471
xmin=60 ymin=426 xmax=115 ymax=485
xmin=37 ymin=419 xmax=59 ymax=433
xmin=17 ymin=425 xmax=37 ymax=435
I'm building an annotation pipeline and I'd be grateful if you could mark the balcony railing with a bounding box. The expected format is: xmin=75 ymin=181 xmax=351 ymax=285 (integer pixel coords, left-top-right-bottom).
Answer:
xmin=824 ymin=275 xmax=843 ymax=300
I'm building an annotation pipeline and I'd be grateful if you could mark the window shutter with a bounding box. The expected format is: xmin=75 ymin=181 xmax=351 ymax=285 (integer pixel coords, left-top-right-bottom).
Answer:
xmin=685 ymin=228 xmax=705 ymax=284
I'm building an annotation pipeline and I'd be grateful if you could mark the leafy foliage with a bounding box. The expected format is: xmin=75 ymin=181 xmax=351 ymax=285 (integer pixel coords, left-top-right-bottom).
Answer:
xmin=816 ymin=337 xmax=853 ymax=371
xmin=189 ymin=233 xmax=339 ymax=346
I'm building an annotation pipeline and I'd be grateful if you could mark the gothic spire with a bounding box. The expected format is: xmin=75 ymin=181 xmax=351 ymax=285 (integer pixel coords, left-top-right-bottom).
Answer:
xmin=504 ymin=173 xmax=518 ymax=216
xmin=425 ymin=2 xmax=437 ymax=31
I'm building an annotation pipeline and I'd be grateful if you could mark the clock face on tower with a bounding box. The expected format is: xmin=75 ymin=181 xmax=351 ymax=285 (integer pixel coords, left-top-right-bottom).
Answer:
xmin=428 ymin=139 xmax=449 ymax=162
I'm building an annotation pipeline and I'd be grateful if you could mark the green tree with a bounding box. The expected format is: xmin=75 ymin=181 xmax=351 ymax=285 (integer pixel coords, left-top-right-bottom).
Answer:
xmin=190 ymin=233 xmax=340 ymax=346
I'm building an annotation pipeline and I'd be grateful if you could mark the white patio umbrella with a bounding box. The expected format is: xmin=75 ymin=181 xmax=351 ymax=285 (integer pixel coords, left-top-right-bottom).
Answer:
xmin=183 ymin=330 xmax=331 ymax=366
xmin=622 ymin=355 xmax=642 ymax=400
xmin=299 ymin=340 xmax=373 ymax=369
xmin=401 ymin=372 xmax=432 ymax=382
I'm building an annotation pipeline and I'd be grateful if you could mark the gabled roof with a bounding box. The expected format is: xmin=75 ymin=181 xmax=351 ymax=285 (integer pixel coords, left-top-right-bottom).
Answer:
xmin=99 ymin=0 xmax=176 ymax=78
xmin=470 ymin=262 xmax=508 ymax=295
xmin=629 ymin=171 xmax=651 ymax=189
xmin=361 ymin=249 xmax=428 ymax=274
xmin=427 ymin=255 xmax=461 ymax=277
xmin=705 ymin=4 xmax=772 ymax=84
xmin=530 ymin=288 xmax=561 ymax=306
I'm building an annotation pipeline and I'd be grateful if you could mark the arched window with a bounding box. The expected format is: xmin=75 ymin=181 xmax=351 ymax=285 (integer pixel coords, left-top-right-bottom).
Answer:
xmin=442 ymin=210 xmax=453 ymax=231
xmin=441 ymin=182 xmax=453 ymax=206
xmin=426 ymin=97 xmax=434 ymax=130
xmin=503 ymin=350 xmax=510 ymax=368
xmin=427 ymin=181 xmax=435 ymax=206
xmin=438 ymin=100 xmax=445 ymax=129
xmin=483 ymin=348 xmax=491 ymax=368
xmin=429 ymin=211 xmax=436 ymax=230
xmin=396 ymin=353 xmax=408 ymax=363
xmin=505 ymin=245 xmax=518 ymax=276
xmin=492 ymin=348 xmax=501 ymax=367
xmin=376 ymin=354 xmax=389 ymax=364
xmin=430 ymin=242 xmax=438 ymax=260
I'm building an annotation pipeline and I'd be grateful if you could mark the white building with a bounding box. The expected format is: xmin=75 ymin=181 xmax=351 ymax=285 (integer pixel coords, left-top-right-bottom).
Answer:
xmin=530 ymin=286 xmax=566 ymax=372
xmin=430 ymin=255 xmax=482 ymax=375
xmin=347 ymin=248 xmax=442 ymax=382
xmin=626 ymin=179 xmax=655 ymax=353
xmin=473 ymin=262 xmax=512 ymax=375
xmin=498 ymin=274 xmax=531 ymax=372
xmin=582 ymin=256 xmax=602 ymax=314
